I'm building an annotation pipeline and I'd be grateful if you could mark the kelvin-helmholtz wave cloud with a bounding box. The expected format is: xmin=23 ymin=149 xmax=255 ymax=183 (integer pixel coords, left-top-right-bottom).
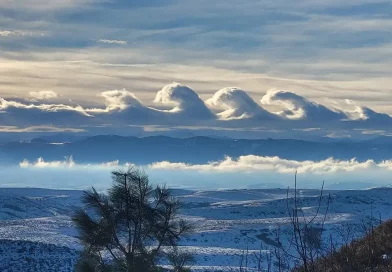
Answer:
xmin=1 ymin=82 xmax=392 ymax=135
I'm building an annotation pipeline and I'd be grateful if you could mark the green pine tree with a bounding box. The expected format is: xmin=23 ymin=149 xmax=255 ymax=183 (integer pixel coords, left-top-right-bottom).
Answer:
xmin=73 ymin=168 xmax=193 ymax=272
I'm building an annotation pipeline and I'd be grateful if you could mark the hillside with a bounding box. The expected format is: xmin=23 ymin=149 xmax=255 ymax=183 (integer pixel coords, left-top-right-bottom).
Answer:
xmin=1 ymin=187 xmax=392 ymax=271
xmin=295 ymin=220 xmax=392 ymax=272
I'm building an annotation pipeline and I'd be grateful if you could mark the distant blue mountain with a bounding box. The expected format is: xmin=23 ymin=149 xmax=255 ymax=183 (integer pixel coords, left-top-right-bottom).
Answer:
xmin=1 ymin=135 xmax=392 ymax=164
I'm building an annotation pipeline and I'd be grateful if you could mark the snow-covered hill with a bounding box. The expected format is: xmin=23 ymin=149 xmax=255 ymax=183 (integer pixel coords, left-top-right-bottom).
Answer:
xmin=1 ymin=187 xmax=392 ymax=271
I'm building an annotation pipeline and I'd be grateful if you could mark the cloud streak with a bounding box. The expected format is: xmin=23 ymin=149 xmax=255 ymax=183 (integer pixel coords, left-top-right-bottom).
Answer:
xmin=29 ymin=90 xmax=58 ymax=100
xmin=0 ymin=30 xmax=43 ymax=37
xmin=97 ymin=39 xmax=127 ymax=45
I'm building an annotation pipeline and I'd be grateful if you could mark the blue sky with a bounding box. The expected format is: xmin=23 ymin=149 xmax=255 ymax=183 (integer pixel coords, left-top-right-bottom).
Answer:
xmin=1 ymin=0 xmax=392 ymax=138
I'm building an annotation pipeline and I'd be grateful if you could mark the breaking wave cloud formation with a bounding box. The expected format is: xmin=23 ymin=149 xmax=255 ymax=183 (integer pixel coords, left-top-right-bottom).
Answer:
xmin=2 ymin=82 xmax=392 ymax=133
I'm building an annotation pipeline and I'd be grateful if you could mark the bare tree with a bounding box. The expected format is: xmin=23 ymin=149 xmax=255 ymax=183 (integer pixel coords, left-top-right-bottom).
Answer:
xmin=282 ymin=172 xmax=331 ymax=272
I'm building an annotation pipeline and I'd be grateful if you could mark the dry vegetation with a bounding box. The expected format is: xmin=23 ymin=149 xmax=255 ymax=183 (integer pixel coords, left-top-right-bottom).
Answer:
xmin=300 ymin=219 xmax=392 ymax=272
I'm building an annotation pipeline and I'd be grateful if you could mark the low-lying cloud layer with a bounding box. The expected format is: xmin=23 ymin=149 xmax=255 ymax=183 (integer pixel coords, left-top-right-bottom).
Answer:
xmin=16 ymin=155 xmax=392 ymax=189
xmin=19 ymin=156 xmax=131 ymax=169
xmin=151 ymin=156 xmax=392 ymax=174
xmin=1 ymin=82 xmax=391 ymax=136
xmin=19 ymin=155 xmax=392 ymax=175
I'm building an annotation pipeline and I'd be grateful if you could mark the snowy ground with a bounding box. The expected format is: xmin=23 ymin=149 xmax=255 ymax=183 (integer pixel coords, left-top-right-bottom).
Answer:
xmin=1 ymin=187 xmax=392 ymax=271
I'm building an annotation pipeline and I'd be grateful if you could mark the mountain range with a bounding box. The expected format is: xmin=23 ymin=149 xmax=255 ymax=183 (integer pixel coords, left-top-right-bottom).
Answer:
xmin=1 ymin=135 xmax=392 ymax=164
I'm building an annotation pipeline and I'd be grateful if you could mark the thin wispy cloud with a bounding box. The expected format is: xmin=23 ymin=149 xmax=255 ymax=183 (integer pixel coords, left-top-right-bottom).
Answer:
xmin=0 ymin=30 xmax=43 ymax=37
xmin=29 ymin=90 xmax=58 ymax=100
xmin=0 ymin=125 xmax=85 ymax=133
xmin=97 ymin=39 xmax=127 ymax=45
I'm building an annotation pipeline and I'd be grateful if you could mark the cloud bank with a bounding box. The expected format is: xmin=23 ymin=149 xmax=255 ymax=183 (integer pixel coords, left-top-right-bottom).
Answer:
xmin=19 ymin=155 xmax=392 ymax=174
xmin=20 ymin=156 xmax=133 ymax=169
xmin=15 ymin=155 xmax=392 ymax=189
xmin=151 ymin=155 xmax=392 ymax=174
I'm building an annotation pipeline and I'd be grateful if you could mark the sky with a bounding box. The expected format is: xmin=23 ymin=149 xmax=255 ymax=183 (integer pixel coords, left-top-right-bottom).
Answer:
xmin=1 ymin=0 xmax=392 ymax=139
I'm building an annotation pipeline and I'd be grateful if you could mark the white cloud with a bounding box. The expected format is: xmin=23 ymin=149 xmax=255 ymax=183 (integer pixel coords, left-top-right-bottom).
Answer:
xmin=0 ymin=0 xmax=99 ymax=11
xmin=150 ymin=155 xmax=392 ymax=174
xmin=97 ymin=39 xmax=127 ymax=45
xmin=0 ymin=30 xmax=43 ymax=37
xmin=0 ymin=98 xmax=88 ymax=114
xmin=100 ymin=89 xmax=143 ymax=111
xmin=20 ymin=156 xmax=76 ymax=168
xmin=343 ymin=99 xmax=392 ymax=124
xmin=260 ymin=89 xmax=345 ymax=120
xmin=0 ymin=125 xmax=85 ymax=133
xmin=20 ymin=156 xmax=133 ymax=169
xmin=206 ymin=87 xmax=275 ymax=120
xmin=19 ymin=155 xmax=392 ymax=175
xmin=154 ymin=82 xmax=213 ymax=119
xmin=0 ymin=83 xmax=391 ymax=133
xmin=29 ymin=90 xmax=58 ymax=100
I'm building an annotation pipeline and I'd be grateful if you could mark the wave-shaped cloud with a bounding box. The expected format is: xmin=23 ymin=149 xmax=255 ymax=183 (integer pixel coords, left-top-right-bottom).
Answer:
xmin=344 ymin=99 xmax=392 ymax=126
xmin=1 ymin=82 xmax=392 ymax=135
xmin=100 ymin=89 xmax=144 ymax=111
xmin=154 ymin=82 xmax=214 ymax=120
xmin=260 ymin=89 xmax=346 ymax=121
xmin=206 ymin=87 xmax=276 ymax=120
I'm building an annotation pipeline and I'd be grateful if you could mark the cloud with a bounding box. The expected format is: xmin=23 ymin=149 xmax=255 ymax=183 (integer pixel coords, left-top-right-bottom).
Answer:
xmin=0 ymin=98 xmax=89 ymax=115
xmin=260 ymin=89 xmax=346 ymax=121
xmin=0 ymin=0 xmax=99 ymax=11
xmin=0 ymin=97 xmax=93 ymax=126
xmin=0 ymin=30 xmax=43 ymax=37
xmin=97 ymin=39 xmax=127 ymax=45
xmin=18 ymin=155 xmax=392 ymax=180
xmin=29 ymin=90 xmax=58 ymax=100
xmin=20 ymin=156 xmax=76 ymax=168
xmin=0 ymin=125 xmax=85 ymax=133
xmin=343 ymin=99 xmax=392 ymax=124
xmin=20 ymin=156 xmax=133 ymax=169
xmin=100 ymin=89 xmax=144 ymax=111
xmin=150 ymin=155 xmax=392 ymax=174
xmin=1 ymin=83 xmax=392 ymax=136
xmin=154 ymin=82 xmax=214 ymax=120
xmin=206 ymin=87 xmax=276 ymax=120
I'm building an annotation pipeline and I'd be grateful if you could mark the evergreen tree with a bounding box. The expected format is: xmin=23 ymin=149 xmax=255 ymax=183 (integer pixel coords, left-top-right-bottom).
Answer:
xmin=73 ymin=168 xmax=193 ymax=272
